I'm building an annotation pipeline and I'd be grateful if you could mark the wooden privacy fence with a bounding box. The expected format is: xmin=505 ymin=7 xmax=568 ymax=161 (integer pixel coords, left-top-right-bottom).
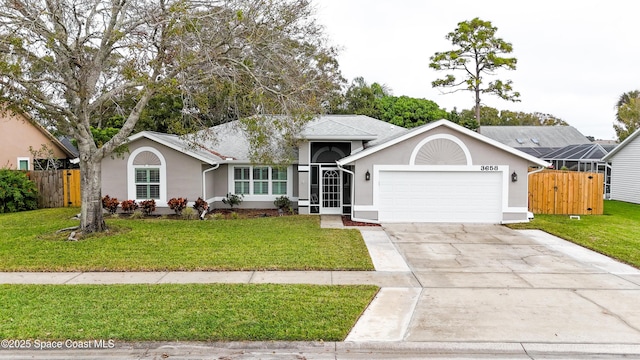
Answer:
xmin=528 ymin=170 xmax=603 ymax=215
xmin=29 ymin=169 xmax=81 ymax=208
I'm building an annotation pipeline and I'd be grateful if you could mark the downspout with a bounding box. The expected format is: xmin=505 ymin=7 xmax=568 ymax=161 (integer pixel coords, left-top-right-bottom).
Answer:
xmin=337 ymin=163 xmax=379 ymax=224
xmin=202 ymin=163 xmax=220 ymax=202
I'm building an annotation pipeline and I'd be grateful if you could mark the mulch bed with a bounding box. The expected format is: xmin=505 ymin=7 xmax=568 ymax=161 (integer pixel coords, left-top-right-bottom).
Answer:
xmin=209 ymin=208 xmax=281 ymax=219
xmin=342 ymin=215 xmax=381 ymax=227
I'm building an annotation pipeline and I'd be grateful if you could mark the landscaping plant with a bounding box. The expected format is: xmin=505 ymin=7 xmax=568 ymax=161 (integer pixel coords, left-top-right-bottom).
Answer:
xmin=139 ymin=199 xmax=156 ymax=216
xmin=222 ymin=193 xmax=244 ymax=209
xmin=168 ymin=197 xmax=188 ymax=215
xmin=274 ymin=195 xmax=292 ymax=215
xmin=120 ymin=200 xmax=138 ymax=214
xmin=0 ymin=169 xmax=38 ymax=213
xmin=101 ymin=195 xmax=120 ymax=214
xmin=193 ymin=197 xmax=208 ymax=219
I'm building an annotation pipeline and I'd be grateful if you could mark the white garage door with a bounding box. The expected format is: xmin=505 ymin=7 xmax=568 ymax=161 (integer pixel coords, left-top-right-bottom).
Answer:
xmin=378 ymin=171 xmax=503 ymax=223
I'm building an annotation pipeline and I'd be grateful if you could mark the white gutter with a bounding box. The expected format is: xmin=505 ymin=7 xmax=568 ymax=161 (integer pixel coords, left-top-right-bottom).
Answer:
xmin=336 ymin=163 xmax=380 ymax=225
xmin=527 ymin=165 xmax=547 ymax=177
xmin=202 ymin=163 xmax=220 ymax=201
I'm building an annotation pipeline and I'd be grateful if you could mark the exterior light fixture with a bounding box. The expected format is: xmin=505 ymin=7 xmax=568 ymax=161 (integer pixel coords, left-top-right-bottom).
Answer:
xmin=511 ymin=171 xmax=518 ymax=182
xmin=365 ymin=170 xmax=371 ymax=181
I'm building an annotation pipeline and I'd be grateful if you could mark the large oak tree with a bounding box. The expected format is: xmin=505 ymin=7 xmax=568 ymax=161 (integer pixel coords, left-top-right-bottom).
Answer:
xmin=429 ymin=17 xmax=520 ymax=124
xmin=0 ymin=0 xmax=341 ymax=233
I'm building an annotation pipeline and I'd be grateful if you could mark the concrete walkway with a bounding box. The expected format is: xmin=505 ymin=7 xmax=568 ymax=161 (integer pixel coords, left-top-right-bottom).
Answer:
xmin=3 ymin=216 xmax=640 ymax=359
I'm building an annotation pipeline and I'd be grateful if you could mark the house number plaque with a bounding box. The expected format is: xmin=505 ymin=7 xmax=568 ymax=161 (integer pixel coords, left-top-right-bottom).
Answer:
xmin=480 ymin=165 xmax=500 ymax=171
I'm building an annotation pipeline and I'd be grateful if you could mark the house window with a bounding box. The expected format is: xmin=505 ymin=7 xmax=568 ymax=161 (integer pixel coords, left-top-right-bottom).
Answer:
xmin=272 ymin=168 xmax=287 ymax=195
xmin=135 ymin=168 xmax=160 ymax=199
xmin=234 ymin=167 xmax=250 ymax=194
xmin=253 ymin=167 xmax=269 ymax=195
xmin=232 ymin=166 xmax=288 ymax=196
xmin=18 ymin=158 xmax=29 ymax=170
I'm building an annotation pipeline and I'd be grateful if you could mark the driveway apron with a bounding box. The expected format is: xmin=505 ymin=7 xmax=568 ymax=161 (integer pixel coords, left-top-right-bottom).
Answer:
xmin=382 ymin=223 xmax=640 ymax=344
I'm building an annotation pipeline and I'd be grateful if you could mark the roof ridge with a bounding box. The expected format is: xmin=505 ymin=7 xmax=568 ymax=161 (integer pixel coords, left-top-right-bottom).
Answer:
xmin=307 ymin=117 xmax=377 ymax=136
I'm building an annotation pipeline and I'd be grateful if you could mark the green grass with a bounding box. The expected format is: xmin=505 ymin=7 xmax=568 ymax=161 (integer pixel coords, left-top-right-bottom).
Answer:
xmin=0 ymin=208 xmax=373 ymax=271
xmin=0 ymin=283 xmax=378 ymax=341
xmin=508 ymin=200 xmax=640 ymax=268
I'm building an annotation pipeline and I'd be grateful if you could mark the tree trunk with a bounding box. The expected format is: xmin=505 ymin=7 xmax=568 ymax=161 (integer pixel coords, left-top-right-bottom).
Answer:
xmin=79 ymin=156 xmax=106 ymax=233
xmin=475 ymin=89 xmax=481 ymax=126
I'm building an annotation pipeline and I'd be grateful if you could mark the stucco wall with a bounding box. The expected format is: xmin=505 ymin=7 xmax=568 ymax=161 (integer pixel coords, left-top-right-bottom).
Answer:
xmin=0 ymin=112 xmax=68 ymax=169
xmin=101 ymin=138 xmax=205 ymax=206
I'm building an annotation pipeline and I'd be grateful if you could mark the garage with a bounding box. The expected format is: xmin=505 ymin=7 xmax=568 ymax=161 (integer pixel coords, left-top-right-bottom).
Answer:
xmin=335 ymin=120 xmax=550 ymax=224
xmin=377 ymin=170 xmax=503 ymax=223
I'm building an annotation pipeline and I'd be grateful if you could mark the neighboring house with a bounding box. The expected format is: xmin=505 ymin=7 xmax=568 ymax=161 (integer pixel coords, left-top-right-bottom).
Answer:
xmin=479 ymin=125 xmax=593 ymax=158
xmin=602 ymin=128 xmax=640 ymax=204
xmin=479 ymin=125 xmax=614 ymax=170
xmin=102 ymin=116 xmax=549 ymax=223
xmin=0 ymin=109 xmax=76 ymax=170
xmin=479 ymin=125 xmax=616 ymax=196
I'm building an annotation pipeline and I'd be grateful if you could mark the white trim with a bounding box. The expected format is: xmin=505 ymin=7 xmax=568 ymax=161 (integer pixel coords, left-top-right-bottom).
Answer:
xmin=227 ymin=165 xmax=293 ymax=201
xmin=504 ymin=207 xmax=528 ymax=213
xmin=16 ymin=157 xmax=30 ymax=170
xmin=602 ymin=128 xmax=639 ymax=161
xmin=311 ymin=145 xmax=347 ymax=163
xmin=127 ymin=146 xmax=168 ymax=207
xmin=336 ymin=119 xmax=550 ymax=167
xmin=409 ymin=134 xmax=472 ymax=165
xmin=298 ymin=165 xmax=310 ymax=172
xmin=128 ymin=131 xmax=217 ymax=165
xmin=298 ymin=200 xmax=310 ymax=206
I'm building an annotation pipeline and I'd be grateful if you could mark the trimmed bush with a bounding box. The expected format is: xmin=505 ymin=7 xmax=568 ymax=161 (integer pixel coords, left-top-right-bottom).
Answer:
xmin=140 ymin=199 xmax=156 ymax=216
xmin=168 ymin=197 xmax=188 ymax=215
xmin=0 ymin=169 xmax=38 ymax=213
xmin=193 ymin=197 xmax=208 ymax=219
xmin=101 ymin=195 xmax=120 ymax=214
xmin=121 ymin=200 xmax=139 ymax=214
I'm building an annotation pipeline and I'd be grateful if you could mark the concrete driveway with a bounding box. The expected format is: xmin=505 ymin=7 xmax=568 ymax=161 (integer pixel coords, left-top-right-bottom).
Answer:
xmin=351 ymin=223 xmax=640 ymax=346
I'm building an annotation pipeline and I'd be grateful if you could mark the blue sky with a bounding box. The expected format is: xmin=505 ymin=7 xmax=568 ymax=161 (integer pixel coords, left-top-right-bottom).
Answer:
xmin=316 ymin=0 xmax=640 ymax=140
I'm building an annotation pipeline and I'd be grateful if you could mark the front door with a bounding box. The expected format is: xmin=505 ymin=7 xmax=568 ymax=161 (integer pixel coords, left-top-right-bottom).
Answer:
xmin=321 ymin=168 xmax=342 ymax=214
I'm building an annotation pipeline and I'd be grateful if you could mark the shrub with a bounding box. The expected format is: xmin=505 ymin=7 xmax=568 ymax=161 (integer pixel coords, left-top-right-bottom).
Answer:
xmin=101 ymin=195 xmax=120 ymax=214
xmin=181 ymin=207 xmax=198 ymax=220
xmin=0 ymin=169 xmax=38 ymax=213
xmin=193 ymin=197 xmax=208 ymax=218
xmin=139 ymin=199 xmax=156 ymax=216
xmin=121 ymin=200 xmax=138 ymax=214
xmin=168 ymin=197 xmax=188 ymax=215
xmin=273 ymin=196 xmax=291 ymax=210
xmin=222 ymin=193 xmax=244 ymax=208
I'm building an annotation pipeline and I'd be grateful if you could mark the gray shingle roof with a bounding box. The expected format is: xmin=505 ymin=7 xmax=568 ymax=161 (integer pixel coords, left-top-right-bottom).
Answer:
xmin=301 ymin=115 xmax=407 ymax=145
xmin=201 ymin=115 xmax=408 ymax=161
xmin=479 ymin=126 xmax=591 ymax=148
xmin=130 ymin=115 xmax=410 ymax=163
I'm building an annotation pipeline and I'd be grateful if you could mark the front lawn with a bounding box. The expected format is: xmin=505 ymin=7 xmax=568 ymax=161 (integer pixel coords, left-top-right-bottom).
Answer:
xmin=508 ymin=200 xmax=640 ymax=268
xmin=0 ymin=283 xmax=378 ymax=341
xmin=0 ymin=208 xmax=374 ymax=271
